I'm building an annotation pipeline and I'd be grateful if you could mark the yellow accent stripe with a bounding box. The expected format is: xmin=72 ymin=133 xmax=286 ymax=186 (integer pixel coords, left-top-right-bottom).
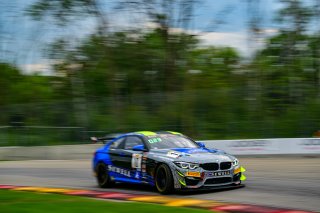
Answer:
xmin=192 ymin=201 xmax=230 ymax=208
xmin=135 ymin=131 xmax=156 ymax=136
xmin=34 ymin=188 xmax=75 ymax=193
xmin=11 ymin=187 xmax=75 ymax=193
xmin=176 ymin=170 xmax=184 ymax=177
xmin=129 ymin=196 xmax=178 ymax=204
xmin=178 ymin=179 xmax=186 ymax=186
xmin=165 ymin=199 xmax=207 ymax=207
xmin=11 ymin=187 xmax=42 ymax=192
xmin=167 ymin=131 xmax=182 ymax=135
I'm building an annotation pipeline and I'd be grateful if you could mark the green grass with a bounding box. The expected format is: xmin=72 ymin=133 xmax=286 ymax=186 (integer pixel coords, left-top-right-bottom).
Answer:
xmin=0 ymin=190 xmax=211 ymax=213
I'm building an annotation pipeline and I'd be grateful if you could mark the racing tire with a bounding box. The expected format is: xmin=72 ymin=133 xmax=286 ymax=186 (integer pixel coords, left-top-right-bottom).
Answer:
xmin=155 ymin=164 xmax=174 ymax=194
xmin=96 ymin=163 xmax=113 ymax=188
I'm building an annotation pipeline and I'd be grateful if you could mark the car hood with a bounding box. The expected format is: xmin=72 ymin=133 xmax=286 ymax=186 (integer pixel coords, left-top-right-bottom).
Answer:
xmin=149 ymin=147 xmax=234 ymax=163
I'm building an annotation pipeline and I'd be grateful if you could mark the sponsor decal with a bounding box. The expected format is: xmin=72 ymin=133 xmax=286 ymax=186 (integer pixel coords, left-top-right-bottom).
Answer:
xmin=134 ymin=171 xmax=140 ymax=179
xmin=186 ymin=171 xmax=201 ymax=177
xmin=300 ymin=139 xmax=320 ymax=146
xmin=132 ymin=154 xmax=142 ymax=169
xmin=166 ymin=151 xmax=181 ymax=158
xmin=229 ymin=140 xmax=270 ymax=147
xmin=206 ymin=171 xmax=230 ymax=177
xmin=108 ymin=165 xmax=131 ymax=177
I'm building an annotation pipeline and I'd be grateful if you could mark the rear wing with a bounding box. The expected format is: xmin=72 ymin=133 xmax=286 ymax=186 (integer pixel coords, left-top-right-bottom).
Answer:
xmin=90 ymin=136 xmax=116 ymax=144
xmin=90 ymin=133 xmax=123 ymax=144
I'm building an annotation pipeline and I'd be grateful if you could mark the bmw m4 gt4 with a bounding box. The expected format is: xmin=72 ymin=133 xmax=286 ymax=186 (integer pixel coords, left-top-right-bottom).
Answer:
xmin=92 ymin=131 xmax=246 ymax=194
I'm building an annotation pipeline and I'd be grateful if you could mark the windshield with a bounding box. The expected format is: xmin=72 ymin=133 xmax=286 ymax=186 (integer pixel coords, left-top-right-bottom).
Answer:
xmin=146 ymin=134 xmax=199 ymax=149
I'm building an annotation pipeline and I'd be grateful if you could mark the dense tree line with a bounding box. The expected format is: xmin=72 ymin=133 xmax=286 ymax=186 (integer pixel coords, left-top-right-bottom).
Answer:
xmin=0 ymin=0 xmax=319 ymax=144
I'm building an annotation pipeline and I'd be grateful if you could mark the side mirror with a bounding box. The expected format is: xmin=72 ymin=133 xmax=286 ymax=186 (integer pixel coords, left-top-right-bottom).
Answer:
xmin=197 ymin=142 xmax=206 ymax=148
xmin=132 ymin=144 xmax=146 ymax=152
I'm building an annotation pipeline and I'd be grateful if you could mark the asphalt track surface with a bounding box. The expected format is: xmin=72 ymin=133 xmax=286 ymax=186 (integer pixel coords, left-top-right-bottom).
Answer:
xmin=0 ymin=157 xmax=319 ymax=212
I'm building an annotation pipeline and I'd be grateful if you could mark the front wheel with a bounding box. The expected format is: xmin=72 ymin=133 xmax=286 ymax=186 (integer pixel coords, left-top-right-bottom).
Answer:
xmin=96 ymin=163 xmax=113 ymax=188
xmin=155 ymin=164 xmax=174 ymax=194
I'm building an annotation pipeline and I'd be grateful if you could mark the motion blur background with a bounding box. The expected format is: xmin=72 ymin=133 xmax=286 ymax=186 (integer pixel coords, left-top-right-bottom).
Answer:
xmin=1 ymin=0 xmax=320 ymax=146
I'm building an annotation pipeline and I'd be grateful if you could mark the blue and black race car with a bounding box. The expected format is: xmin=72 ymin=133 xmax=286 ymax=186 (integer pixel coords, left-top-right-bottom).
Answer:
xmin=92 ymin=131 xmax=246 ymax=194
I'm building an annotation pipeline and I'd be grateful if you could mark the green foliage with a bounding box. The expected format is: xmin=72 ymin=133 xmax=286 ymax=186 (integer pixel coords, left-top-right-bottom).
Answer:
xmin=1 ymin=0 xmax=320 ymax=146
xmin=0 ymin=63 xmax=54 ymax=105
xmin=26 ymin=0 xmax=99 ymax=25
xmin=275 ymin=0 xmax=314 ymax=33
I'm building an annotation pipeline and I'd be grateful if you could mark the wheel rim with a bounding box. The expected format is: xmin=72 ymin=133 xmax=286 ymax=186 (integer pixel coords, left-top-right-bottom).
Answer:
xmin=156 ymin=167 xmax=167 ymax=191
xmin=98 ymin=166 xmax=107 ymax=185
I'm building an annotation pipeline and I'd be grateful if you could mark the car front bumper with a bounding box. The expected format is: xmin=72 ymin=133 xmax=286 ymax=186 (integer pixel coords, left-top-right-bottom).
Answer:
xmin=172 ymin=165 xmax=246 ymax=189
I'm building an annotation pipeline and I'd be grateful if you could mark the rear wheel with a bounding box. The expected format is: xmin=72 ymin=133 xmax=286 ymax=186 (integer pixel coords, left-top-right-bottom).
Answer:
xmin=96 ymin=163 xmax=113 ymax=188
xmin=155 ymin=164 xmax=173 ymax=194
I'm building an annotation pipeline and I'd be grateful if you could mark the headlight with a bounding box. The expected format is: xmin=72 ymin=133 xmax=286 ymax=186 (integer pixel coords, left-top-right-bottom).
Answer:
xmin=174 ymin=162 xmax=199 ymax=170
xmin=232 ymin=159 xmax=239 ymax=167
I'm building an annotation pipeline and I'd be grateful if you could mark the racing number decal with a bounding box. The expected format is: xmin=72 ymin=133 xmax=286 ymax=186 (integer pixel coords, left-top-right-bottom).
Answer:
xmin=132 ymin=154 xmax=142 ymax=169
xmin=148 ymin=137 xmax=162 ymax=143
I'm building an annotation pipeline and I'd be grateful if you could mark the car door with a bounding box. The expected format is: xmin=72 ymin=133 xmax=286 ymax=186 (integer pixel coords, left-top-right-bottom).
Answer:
xmin=108 ymin=137 xmax=126 ymax=168
xmin=120 ymin=136 xmax=145 ymax=171
xmin=108 ymin=136 xmax=145 ymax=180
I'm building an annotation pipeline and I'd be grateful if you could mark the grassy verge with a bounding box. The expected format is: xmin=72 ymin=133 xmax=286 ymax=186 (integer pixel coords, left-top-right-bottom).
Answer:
xmin=0 ymin=190 xmax=211 ymax=213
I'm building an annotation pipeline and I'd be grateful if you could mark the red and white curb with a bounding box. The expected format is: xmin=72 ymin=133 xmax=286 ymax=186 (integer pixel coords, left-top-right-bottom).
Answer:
xmin=0 ymin=185 xmax=317 ymax=213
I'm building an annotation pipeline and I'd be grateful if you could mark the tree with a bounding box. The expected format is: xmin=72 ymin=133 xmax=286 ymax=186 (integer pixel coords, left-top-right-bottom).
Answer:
xmin=275 ymin=0 xmax=314 ymax=34
xmin=26 ymin=0 xmax=108 ymax=31
xmin=264 ymin=0 xmax=316 ymax=105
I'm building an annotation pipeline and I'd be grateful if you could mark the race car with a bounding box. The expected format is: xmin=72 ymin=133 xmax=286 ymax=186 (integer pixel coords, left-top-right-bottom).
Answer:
xmin=92 ymin=131 xmax=246 ymax=194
